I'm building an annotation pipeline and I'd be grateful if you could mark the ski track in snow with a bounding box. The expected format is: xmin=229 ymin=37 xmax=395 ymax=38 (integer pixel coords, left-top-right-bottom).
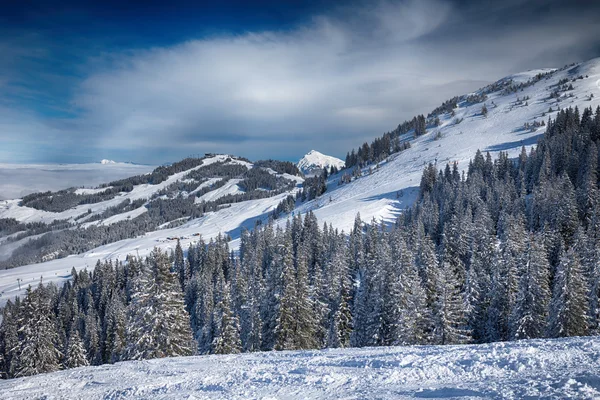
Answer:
xmin=0 ymin=337 xmax=599 ymax=399
xmin=1 ymin=59 xmax=600 ymax=306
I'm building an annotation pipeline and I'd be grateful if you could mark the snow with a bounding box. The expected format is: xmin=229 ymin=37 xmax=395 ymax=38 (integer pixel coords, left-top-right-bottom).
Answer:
xmin=74 ymin=187 xmax=112 ymax=195
xmin=0 ymin=192 xmax=291 ymax=306
xmin=1 ymin=337 xmax=598 ymax=399
xmin=1 ymin=58 xmax=600 ymax=307
xmin=0 ymin=162 xmax=154 ymax=201
xmin=195 ymin=179 xmax=244 ymax=203
xmin=293 ymin=57 xmax=600 ymax=233
xmin=86 ymin=206 xmax=148 ymax=227
xmin=100 ymin=159 xmax=117 ymax=164
xmin=297 ymin=150 xmax=345 ymax=175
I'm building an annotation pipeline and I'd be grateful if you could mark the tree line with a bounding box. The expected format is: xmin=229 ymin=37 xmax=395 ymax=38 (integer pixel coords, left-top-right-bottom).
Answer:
xmin=1 ymin=107 xmax=599 ymax=378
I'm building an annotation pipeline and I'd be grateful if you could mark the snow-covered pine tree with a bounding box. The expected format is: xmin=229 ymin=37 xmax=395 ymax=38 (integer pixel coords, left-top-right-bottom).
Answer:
xmin=274 ymin=225 xmax=297 ymax=351
xmin=240 ymin=229 xmax=264 ymax=352
xmin=84 ymin=302 xmax=101 ymax=365
xmin=589 ymin=245 xmax=600 ymax=334
xmin=65 ymin=329 xmax=89 ymax=369
xmin=212 ymin=283 xmax=242 ymax=354
xmin=174 ymin=239 xmax=186 ymax=290
xmin=0 ymin=300 xmax=20 ymax=378
xmin=433 ymin=261 xmax=471 ymax=345
xmin=104 ymin=292 xmax=126 ymax=363
xmin=13 ymin=285 xmax=62 ymax=377
xmin=296 ymin=246 xmax=320 ymax=349
xmin=327 ymin=246 xmax=353 ymax=348
xmin=548 ymin=248 xmax=589 ymax=337
xmin=486 ymin=215 xmax=525 ymax=342
xmin=509 ymin=233 xmax=551 ymax=340
xmin=465 ymin=207 xmax=494 ymax=343
xmin=380 ymin=246 xmax=402 ymax=346
xmin=352 ymin=223 xmax=385 ymax=347
xmin=124 ymin=248 xmax=194 ymax=360
xmin=260 ymin=223 xmax=282 ymax=351
xmin=397 ymin=244 xmax=430 ymax=345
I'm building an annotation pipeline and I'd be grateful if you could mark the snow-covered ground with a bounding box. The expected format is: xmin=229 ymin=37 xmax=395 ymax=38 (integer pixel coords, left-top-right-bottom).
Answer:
xmin=0 ymin=162 xmax=154 ymax=201
xmin=1 ymin=337 xmax=598 ymax=399
xmin=1 ymin=58 xmax=599 ymax=306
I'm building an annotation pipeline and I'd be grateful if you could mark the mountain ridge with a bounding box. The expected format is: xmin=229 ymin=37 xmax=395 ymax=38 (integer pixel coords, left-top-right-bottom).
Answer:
xmin=0 ymin=57 xmax=599 ymax=305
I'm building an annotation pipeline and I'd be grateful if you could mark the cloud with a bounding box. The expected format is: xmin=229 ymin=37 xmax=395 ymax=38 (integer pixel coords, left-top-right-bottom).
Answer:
xmin=69 ymin=0 xmax=473 ymax=161
xmin=1 ymin=0 xmax=599 ymax=163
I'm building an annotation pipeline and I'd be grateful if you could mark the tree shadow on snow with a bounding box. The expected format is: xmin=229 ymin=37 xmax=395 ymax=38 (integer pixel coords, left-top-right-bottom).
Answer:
xmin=484 ymin=133 xmax=543 ymax=152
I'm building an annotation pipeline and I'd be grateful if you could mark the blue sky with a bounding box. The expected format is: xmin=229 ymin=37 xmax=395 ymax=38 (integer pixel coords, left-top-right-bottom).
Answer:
xmin=1 ymin=0 xmax=599 ymax=164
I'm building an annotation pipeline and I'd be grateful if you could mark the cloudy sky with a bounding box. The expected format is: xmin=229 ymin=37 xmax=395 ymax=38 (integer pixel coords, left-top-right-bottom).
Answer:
xmin=1 ymin=0 xmax=599 ymax=164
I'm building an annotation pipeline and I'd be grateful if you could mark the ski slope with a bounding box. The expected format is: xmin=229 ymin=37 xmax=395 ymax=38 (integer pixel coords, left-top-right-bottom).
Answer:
xmin=1 ymin=58 xmax=599 ymax=306
xmin=1 ymin=337 xmax=598 ymax=399
xmin=297 ymin=58 xmax=600 ymax=233
xmin=0 ymin=192 xmax=295 ymax=307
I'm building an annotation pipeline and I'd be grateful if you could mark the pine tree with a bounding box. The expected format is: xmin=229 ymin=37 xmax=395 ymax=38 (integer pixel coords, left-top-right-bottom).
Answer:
xmin=104 ymin=293 xmax=126 ymax=363
xmin=327 ymin=247 xmax=352 ymax=348
xmin=509 ymin=233 xmax=551 ymax=340
xmin=548 ymin=248 xmax=589 ymax=337
xmin=274 ymin=227 xmax=297 ymax=350
xmin=433 ymin=262 xmax=470 ymax=345
xmin=588 ymin=244 xmax=600 ymax=334
xmin=84 ymin=303 xmax=101 ymax=365
xmin=13 ymin=285 xmax=62 ymax=377
xmin=398 ymin=249 xmax=431 ymax=345
xmin=125 ymin=248 xmax=195 ymax=360
xmin=296 ymin=247 xmax=320 ymax=349
xmin=0 ymin=300 xmax=20 ymax=378
xmin=212 ymin=283 xmax=242 ymax=354
xmin=65 ymin=329 xmax=89 ymax=369
xmin=174 ymin=239 xmax=186 ymax=290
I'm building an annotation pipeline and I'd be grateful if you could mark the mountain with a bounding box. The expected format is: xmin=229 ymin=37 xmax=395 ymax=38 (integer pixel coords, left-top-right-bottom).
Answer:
xmin=297 ymin=150 xmax=345 ymax=175
xmin=1 ymin=58 xmax=600 ymax=395
xmin=100 ymin=159 xmax=117 ymax=164
xmin=0 ymin=57 xmax=599 ymax=304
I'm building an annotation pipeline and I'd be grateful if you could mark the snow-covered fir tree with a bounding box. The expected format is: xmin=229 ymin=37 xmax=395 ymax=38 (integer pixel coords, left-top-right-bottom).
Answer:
xmin=65 ymin=329 xmax=89 ymax=369
xmin=124 ymin=249 xmax=194 ymax=360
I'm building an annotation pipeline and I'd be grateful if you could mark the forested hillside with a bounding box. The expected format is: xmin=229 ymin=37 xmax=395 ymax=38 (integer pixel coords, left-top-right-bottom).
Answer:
xmin=0 ymin=155 xmax=299 ymax=270
xmin=2 ymin=108 xmax=599 ymax=378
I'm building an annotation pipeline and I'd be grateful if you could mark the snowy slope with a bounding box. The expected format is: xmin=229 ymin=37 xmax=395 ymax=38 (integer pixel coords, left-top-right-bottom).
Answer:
xmin=1 ymin=337 xmax=599 ymax=399
xmin=1 ymin=58 xmax=599 ymax=305
xmin=294 ymin=58 xmax=600 ymax=233
xmin=0 ymin=194 xmax=295 ymax=307
xmin=298 ymin=150 xmax=345 ymax=175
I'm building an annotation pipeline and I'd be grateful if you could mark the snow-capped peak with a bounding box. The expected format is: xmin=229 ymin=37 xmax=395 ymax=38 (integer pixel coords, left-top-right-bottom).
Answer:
xmin=100 ymin=159 xmax=117 ymax=164
xmin=297 ymin=150 xmax=345 ymax=175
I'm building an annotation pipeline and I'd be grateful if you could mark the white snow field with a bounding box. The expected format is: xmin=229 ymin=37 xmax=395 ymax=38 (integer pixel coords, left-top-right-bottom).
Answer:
xmin=0 ymin=58 xmax=599 ymax=306
xmin=1 ymin=337 xmax=599 ymax=399
xmin=0 ymin=162 xmax=154 ymax=201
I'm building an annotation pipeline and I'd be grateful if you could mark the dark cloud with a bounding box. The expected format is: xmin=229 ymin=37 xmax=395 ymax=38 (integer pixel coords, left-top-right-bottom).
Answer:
xmin=0 ymin=0 xmax=599 ymax=164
